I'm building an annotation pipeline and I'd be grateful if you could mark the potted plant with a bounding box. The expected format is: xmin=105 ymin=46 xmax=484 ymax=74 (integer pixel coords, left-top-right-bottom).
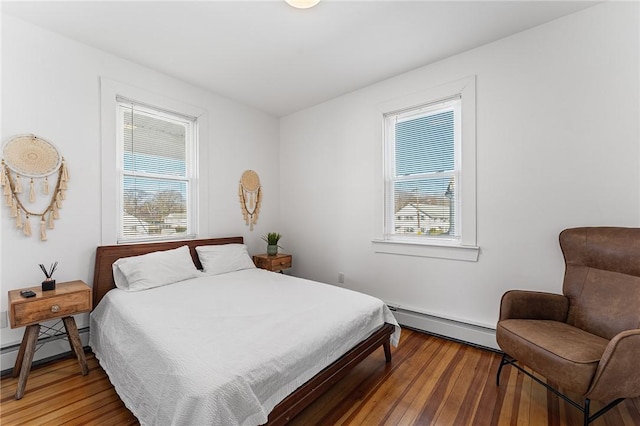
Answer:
xmin=262 ymin=232 xmax=282 ymax=256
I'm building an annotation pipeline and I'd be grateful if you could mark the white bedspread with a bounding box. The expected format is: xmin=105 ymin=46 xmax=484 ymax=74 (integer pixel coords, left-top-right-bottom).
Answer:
xmin=90 ymin=268 xmax=400 ymax=426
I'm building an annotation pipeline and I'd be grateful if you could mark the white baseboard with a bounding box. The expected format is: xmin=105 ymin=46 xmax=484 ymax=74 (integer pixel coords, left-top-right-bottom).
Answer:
xmin=389 ymin=306 xmax=498 ymax=350
xmin=0 ymin=328 xmax=90 ymax=373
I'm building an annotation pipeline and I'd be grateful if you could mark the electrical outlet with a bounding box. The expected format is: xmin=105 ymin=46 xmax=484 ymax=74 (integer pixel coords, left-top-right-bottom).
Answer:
xmin=338 ymin=272 xmax=344 ymax=284
xmin=0 ymin=311 xmax=8 ymax=328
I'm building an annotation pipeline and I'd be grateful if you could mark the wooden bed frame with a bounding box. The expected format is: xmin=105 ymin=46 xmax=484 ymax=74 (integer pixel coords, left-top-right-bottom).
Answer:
xmin=92 ymin=236 xmax=395 ymax=425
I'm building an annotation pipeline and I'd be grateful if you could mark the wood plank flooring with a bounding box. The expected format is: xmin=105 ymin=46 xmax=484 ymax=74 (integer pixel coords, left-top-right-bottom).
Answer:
xmin=1 ymin=328 xmax=639 ymax=425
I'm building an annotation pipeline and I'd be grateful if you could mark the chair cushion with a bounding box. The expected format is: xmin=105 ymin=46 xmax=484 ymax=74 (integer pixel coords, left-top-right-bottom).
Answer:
xmin=497 ymin=319 xmax=609 ymax=395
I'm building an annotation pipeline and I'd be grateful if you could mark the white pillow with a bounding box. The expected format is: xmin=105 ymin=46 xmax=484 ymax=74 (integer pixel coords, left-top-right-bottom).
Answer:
xmin=112 ymin=245 xmax=201 ymax=291
xmin=196 ymin=244 xmax=256 ymax=276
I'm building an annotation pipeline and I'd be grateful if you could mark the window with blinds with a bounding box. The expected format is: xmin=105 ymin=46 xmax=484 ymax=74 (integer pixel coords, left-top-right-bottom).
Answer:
xmin=117 ymin=98 xmax=197 ymax=242
xmin=384 ymin=97 xmax=461 ymax=239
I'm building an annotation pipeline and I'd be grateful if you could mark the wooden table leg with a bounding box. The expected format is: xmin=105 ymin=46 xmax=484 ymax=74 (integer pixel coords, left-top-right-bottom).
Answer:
xmin=14 ymin=324 xmax=40 ymax=399
xmin=62 ymin=316 xmax=88 ymax=376
xmin=12 ymin=330 xmax=29 ymax=378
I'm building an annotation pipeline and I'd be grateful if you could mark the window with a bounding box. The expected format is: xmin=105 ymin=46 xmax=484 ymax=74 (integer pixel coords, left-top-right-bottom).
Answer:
xmin=116 ymin=98 xmax=197 ymax=242
xmin=385 ymin=97 xmax=460 ymax=239
xmin=100 ymin=78 xmax=207 ymax=245
xmin=373 ymin=76 xmax=478 ymax=261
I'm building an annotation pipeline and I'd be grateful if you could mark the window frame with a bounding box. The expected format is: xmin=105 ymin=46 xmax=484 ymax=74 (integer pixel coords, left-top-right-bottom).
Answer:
xmin=100 ymin=78 xmax=208 ymax=245
xmin=373 ymin=76 xmax=478 ymax=261
xmin=384 ymin=97 xmax=461 ymax=241
xmin=116 ymin=98 xmax=198 ymax=243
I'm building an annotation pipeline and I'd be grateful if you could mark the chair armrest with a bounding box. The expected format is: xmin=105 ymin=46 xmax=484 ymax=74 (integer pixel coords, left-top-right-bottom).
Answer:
xmin=586 ymin=329 xmax=640 ymax=401
xmin=499 ymin=290 xmax=569 ymax=322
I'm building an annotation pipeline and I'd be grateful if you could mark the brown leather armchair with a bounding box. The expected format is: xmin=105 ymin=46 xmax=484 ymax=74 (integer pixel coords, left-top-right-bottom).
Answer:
xmin=496 ymin=227 xmax=640 ymax=426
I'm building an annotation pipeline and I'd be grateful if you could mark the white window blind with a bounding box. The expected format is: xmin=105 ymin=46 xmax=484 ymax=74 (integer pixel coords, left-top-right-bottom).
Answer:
xmin=385 ymin=96 xmax=461 ymax=239
xmin=116 ymin=98 xmax=197 ymax=242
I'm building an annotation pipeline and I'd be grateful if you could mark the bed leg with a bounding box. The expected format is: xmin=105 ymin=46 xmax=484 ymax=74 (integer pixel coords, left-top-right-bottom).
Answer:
xmin=383 ymin=340 xmax=392 ymax=362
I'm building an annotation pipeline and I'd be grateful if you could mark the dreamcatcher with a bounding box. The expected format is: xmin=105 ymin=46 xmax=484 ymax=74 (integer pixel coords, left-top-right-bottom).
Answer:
xmin=238 ymin=170 xmax=261 ymax=231
xmin=1 ymin=134 xmax=69 ymax=241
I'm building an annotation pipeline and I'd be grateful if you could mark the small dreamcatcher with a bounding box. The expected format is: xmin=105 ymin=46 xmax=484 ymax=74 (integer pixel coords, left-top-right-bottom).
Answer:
xmin=238 ymin=170 xmax=261 ymax=231
xmin=1 ymin=134 xmax=69 ymax=241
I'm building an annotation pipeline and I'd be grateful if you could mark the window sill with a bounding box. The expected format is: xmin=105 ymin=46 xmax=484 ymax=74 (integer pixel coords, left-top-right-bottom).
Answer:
xmin=372 ymin=238 xmax=479 ymax=262
xmin=117 ymin=234 xmax=197 ymax=245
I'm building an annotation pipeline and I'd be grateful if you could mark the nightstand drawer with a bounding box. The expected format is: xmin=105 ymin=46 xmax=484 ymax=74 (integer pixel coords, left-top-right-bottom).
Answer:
xmin=253 ymin=254 xmax=292 ymax=272
xmin=269 ymin=257 xmax=292 ymax=271
xmin=9 ymin=281 xmax=92 ymax=328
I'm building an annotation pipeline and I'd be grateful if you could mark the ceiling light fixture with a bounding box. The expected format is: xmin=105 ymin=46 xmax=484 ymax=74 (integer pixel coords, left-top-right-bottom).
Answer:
xmin=285 ymin=0 xmax=320 ymax=9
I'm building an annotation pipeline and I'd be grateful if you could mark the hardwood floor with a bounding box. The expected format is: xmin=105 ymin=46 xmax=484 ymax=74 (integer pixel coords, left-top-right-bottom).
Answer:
xmin=1 ymin=328 xmax=639 ymax=425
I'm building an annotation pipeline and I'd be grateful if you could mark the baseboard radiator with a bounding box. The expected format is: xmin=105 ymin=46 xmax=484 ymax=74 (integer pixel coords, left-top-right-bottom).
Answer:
xmin=387 ymin=305 xmax=499 ymax=351
xmin=0 ymin=327 xmax=90 ymax=375
xmin=0 ymin=307 xmax=498 ymax=373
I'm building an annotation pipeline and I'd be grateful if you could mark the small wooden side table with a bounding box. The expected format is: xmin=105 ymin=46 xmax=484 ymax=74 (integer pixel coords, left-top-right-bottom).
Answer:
xmin=8 ymin=280 xmax=92 ymax=399
xmin=253 ymin=253 xmax=292 ymax=273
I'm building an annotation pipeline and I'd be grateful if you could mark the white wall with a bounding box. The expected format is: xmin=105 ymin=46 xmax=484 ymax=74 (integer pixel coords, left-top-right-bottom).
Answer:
xmin=280 ymin=2 xmax=639 ymax=333
xmin=0 ymin=15 xmax=280 ymax=359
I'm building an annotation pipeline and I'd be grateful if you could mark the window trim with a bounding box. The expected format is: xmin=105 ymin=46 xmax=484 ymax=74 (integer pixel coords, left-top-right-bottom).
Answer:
xmin=100 ymin=78 xmax=208 ymax=245
xmin=373 ymin=76 xmax=478 ymax=261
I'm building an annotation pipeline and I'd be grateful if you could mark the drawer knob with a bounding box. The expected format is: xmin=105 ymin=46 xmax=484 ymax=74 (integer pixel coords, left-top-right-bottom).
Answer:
xmin=51 ymin=305 xmax=60 ymax=313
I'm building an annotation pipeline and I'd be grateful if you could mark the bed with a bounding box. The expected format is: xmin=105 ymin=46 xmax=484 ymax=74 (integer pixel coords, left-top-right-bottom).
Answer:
xmin=89 ymin=237 xmax=400 ymax=425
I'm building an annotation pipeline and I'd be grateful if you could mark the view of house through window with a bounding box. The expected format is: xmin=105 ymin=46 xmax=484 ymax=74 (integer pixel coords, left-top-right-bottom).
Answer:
xmin=385 ymin=97 xmax=461 ymax=239
xmin=117 ymin=99 xmax=196 ymax=241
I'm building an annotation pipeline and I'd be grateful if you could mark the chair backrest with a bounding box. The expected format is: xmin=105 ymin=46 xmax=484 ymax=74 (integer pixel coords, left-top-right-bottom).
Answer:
xmin=560 ymin=227 xmax=640 ymax=340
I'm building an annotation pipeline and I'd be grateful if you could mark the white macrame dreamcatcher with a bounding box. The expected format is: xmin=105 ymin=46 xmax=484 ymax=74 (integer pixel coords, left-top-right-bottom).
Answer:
xmin=238 ymin=170 xmax=261 ymax=231
xmin=1 ymin=134 xmax=69 ymax=241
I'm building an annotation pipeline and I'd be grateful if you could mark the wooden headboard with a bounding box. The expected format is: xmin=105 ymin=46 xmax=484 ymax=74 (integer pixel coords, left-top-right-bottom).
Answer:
xmin=92 ymin=236 xmax=244 ymax=309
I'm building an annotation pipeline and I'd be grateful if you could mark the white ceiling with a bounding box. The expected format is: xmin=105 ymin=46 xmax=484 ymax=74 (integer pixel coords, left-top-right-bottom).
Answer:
xmin=2 ymin=1 xmax=598 ymax=116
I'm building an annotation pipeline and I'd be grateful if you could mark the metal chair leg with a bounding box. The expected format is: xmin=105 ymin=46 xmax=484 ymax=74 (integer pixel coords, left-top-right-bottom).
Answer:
xmin=583 ymin=398 xmax=590 ymax=426
xmin=496 ymin=352 xmax=510 ymax=386
xmin=497 ymin=356 xmax=625 ymax=425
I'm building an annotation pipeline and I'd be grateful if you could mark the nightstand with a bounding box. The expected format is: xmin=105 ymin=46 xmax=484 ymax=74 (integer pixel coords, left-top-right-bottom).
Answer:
xmin=253 ymin=253 xmax=292 ymax=273
xmin=8 ymin=280 xmax=92 ymax=399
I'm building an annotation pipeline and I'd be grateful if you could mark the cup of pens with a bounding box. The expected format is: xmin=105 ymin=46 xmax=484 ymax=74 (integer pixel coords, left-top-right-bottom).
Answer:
xmin=40 ymin=262 xmax=58 ymax=291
